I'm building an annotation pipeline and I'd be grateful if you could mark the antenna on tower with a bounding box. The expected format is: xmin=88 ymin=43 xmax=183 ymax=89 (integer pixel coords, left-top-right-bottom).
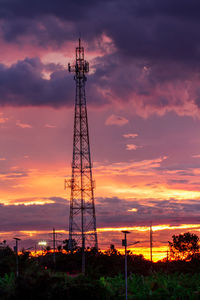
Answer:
xmin=67 ymin=39 xmax=98 ymax=272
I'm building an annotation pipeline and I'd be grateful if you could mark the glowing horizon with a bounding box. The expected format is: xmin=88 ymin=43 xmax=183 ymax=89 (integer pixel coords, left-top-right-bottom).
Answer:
xmin=1 ymin=2 xmax=200 ymax=265
xmin=2 ymin=222 xmax=200 ymax=262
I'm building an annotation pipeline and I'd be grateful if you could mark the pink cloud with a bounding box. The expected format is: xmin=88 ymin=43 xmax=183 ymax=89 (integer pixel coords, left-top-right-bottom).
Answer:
xmin=105 ymin=114 xmax=128 ymax=126
xmin=126 ymin=144 xmax=140 ymax=151
xmin=44 ymin=124 xmax=56 ymax=128
xmin=0 ymin=113 xmax=8 ymax=123
xmin=192 ymin=154 xmax=200 ymax=158
xmin=16 ymin=120 xmax=32 ymax=128
xmin=123 ymin=133 xmax=138 ymax=138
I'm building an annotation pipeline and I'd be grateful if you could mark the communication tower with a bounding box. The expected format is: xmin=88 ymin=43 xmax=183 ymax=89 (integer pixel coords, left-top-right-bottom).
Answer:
xmin=67 ymin=39 xmax=98 ymax=251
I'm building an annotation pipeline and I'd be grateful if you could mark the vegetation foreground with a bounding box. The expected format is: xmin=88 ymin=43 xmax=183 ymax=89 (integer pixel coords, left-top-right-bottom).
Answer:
xmin=1 ymin=232 xmax=200 ymax=299
xmin=1 ymin=271 xmax=200 ymax=300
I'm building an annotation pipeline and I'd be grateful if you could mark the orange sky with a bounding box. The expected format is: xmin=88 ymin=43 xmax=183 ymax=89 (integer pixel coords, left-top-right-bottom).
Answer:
xmin=1 ymin=106 xmax=200 ymax=260
xmin=1 ymin=8 xmax=200 ymax=260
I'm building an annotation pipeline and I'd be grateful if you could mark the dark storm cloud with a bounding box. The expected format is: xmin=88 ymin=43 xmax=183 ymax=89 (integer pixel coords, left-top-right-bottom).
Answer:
xmin=0 ymin=57 xmax=110 ymax=107
xmin=0 ymin=197 xmax=200 ymax=232
xmin=132 ymin=0 xmax=200 ymax=18
xmin=0 ymin=57 xmax=73 ymax=107
xmin=0 ymin=58 xmax=70 ymax=107
xmin=0 ymin=197 xmax=69 ymax=231
xmin=0 ymin=0 xmax=100 ymax=20
xmin=0 ymin=1 xmax=200 ymax=110
xmin=1 ymin=16 xmax=77 ymax=47
xmin=1 ymin=0 xmax=200 ymax=63
xmin=0 ymin=0 xmax=104 ymax=46
xmin=89 ymin=53 xmax=199 ymax=115
xmin=97 ymin=197 xmax=200 ymax=227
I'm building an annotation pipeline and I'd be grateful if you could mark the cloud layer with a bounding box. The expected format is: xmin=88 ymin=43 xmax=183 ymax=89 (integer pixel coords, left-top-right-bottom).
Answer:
xmin=0 ymin=1 xmax=199 ymax=116
xmin=1 ymin=195 xmax=200 ymax=232
xmin=1 ymin=1 xmax=200 ymax=260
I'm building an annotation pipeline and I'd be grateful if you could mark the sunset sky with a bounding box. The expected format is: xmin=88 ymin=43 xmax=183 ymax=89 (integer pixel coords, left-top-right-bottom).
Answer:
xmin=1 ymin=0 xmax=200 ymax=260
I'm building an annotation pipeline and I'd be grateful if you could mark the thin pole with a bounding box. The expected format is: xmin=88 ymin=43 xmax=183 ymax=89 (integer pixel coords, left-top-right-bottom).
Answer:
xmin=122 ymin=231 xmax=130 ymax=300
xmin=53 ymin=228 xmax=56 ymax=265
xmin=82 ymin=236 xmax=85 ymax=274
xmin=14 ymin=238 xmax=20 ymax=278
xmin=150 ymin=222 xmax=153 ymax=263
xmin=16 ymin=240 xmax=19 ymax=278
xmin=125 ymin=233 xmax=128 ymax=300
xmin=166 ymin=247 xmax=169 ymax=273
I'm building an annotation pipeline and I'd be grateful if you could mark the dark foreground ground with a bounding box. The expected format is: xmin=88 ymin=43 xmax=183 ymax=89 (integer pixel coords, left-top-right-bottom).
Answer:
xmin=1 ymin=247 xmax=200 ymax=299
xmin=1 ymin=270 xmax=200 ymax=300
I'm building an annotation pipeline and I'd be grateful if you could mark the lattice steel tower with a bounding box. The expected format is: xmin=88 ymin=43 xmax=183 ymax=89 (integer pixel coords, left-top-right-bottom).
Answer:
xmin=68 ymin=39 xmax=98 ymax=250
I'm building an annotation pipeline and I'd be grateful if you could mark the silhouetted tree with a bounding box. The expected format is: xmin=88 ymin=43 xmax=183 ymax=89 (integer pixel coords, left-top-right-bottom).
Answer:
xmin=169 ymin=232 xmax=199 ymax=260
xmin=0 ymin=245 xmax=14 ymax=257
xmin=21 ymin=248 xmax=30 ymax=260
xmin=45 ymin=246 xmax=51 ymax=253
xmin=57 ymin=245 xmax=62 ymax=252
xmin=0 ymin=245 xmax=15 ymax=275
xmin=63 ymin=239 xmax=77 ymax=252
xmin=105 ymin=244 xmax=119 ymax=256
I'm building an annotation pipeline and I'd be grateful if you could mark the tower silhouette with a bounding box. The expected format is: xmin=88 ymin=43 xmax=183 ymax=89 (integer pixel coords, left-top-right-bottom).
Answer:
xmin=68 ymin=39 xmax=98 ymax=250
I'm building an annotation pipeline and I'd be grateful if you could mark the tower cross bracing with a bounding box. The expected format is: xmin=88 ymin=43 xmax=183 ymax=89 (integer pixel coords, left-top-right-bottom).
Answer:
xmin=68 ymin=39 xmax=98 ymax=250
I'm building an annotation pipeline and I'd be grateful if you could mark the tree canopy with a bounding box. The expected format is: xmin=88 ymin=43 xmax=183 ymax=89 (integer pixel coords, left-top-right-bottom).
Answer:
xmin=168 ymin=232 xmax=199 ymax=260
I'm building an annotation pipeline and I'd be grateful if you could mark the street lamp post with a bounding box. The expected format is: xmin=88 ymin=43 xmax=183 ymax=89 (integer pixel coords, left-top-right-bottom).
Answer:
xmin=122 ymin=231 xmax=130 ymax=300
xmin=13 ymin=238 xmax=21 ymax=278
xmin=82 ymin=236 xmax=85 ymax=275
xmin=53 ymin=228 xmax=56 ymax=266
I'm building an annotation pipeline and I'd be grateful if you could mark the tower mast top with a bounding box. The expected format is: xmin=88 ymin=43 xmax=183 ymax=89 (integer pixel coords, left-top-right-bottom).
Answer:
xmin=68 ymin=39 xmax=89 ymax=76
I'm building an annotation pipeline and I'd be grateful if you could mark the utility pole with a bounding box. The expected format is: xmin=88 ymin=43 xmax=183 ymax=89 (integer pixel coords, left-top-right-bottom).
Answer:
xmin=13 ymin=238 xmax=20 ymax=278
xmin=122 ymin=231 xmax=130 ymax=300
xmin=82 ymin=236 xmax=85 ymax=274
xmin=53 ymin=228 xmax=56 ymax=265
xmin=67 ymin=39 xmax=98 ymax=262
xmin=150 ymin=222 xmax=153 ymax=263
xmin=166 ymin=246 xmax=169 ymax=273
